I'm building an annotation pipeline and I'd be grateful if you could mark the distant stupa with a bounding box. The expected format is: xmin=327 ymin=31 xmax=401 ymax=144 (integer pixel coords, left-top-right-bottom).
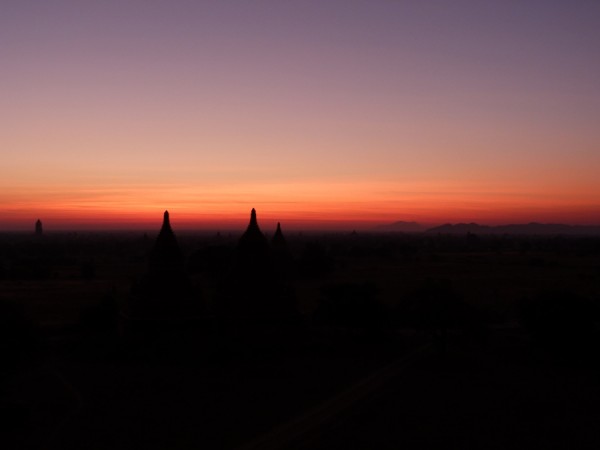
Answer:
xmin=235 ymin=208 xmax=270 ymax=264
xmin=219 ymin=209 xmax=296 ymax=319
xmin=128 ymin=210 xmax=200 ymax=319
xmin=149 ymin=210 xmax=184 ymax=273
xmin=35 ymin=219 xmax=43 ymax=236
xmin=271 ymin=222 xmax=293 ymax=280
xmin=271 ymin=222 xmax=286 ymax=249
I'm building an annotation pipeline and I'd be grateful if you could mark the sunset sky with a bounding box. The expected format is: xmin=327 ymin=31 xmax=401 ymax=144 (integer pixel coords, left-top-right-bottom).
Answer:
xmin=2 ymin=1 xmax=600 ymax=230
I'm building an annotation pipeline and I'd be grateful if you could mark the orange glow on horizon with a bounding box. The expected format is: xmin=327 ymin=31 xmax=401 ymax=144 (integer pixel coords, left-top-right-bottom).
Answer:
xmin=3 ymin=2 xmax=600 ymax=233
xmin=2 ymin=179 xmax=599 ymax=231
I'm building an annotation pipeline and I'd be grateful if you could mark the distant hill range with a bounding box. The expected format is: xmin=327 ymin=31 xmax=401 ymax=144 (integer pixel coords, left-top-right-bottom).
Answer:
xmin=373 ymin=221 xmax=426 ymax=232
xmin=425 ymin=222 xmax=600 ymax=236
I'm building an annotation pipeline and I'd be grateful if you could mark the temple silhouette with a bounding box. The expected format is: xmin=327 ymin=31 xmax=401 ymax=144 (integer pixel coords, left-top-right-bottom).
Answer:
xmin=271 ymin=222 xmax=294 ymax=281
xmin=233 ymin=208 xmax=271 ymax=277
xmin=272 ymin=222 xmax=286 ymax=248
xmin=35 ymin=219 xmax=43 ymax=236
xmin=218 ymin=209 xmax=297 ymax=320
xmin=118 ymin=208 xmax=299 ymax=346
xmin=126 ymin=211 xmax=201 ymax=321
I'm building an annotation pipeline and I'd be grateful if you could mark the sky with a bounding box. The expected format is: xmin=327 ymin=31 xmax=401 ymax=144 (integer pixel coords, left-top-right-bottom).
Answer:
xmin=2 ymin=0 xmax=600 ymax=230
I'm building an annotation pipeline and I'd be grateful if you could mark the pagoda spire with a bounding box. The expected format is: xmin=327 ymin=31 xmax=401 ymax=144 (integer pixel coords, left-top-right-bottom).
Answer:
xmin=149 ymin=210 xmax=182 ymax=271
xmin=162 ymin=210 xmax=171 ymax=231
xmin=35 ymin=219 xmax=43 ymax=236
xmin=249 ymin=208 xmax=258 ymax=229
xmin=272 ymin=222 xmax=286 ymax=246
xmin=237 ymin=208 xmax=268 ymax=253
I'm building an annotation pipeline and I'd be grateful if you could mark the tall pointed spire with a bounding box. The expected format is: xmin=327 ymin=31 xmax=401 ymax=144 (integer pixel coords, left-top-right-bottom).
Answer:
xmin=162 ymin=210 xmax=171 ymax=231
xmin=157 ymin=210 xmax=175 ymax=242
xmin=221 ymin=211 xmax=297 ymax=319
xmin=35 ymin=219 xmax=43 ymax=236
xmin=129 ymin=209 xmax=199 ymax=319
xmin=271 ymin=221 xmax=292 ymax=279
xmin=236 ymin=208 xmax=269 ymax=261
xmin=248 ymin=208 xmax=259 ymax=231
xmin=272 ymin=222 xmax=286 ymax=248
xmin=150 ymin=210 xmax=182 ymax=271
xmin=241 ymin=208 xmax=265 ymax=238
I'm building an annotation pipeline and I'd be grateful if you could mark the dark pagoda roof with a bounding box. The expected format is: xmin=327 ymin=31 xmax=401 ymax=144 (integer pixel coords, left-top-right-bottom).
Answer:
xmin=271 ymin=222 xmax=286 ymax=248
xmin=149 ymin=210 xmax=183 ymax=270
xmin=237 ymin=208 xmax=269 ymax=252
xmin=128 ymin=210 xmax=200 ymax=319
xmin=35 ymin=219 xmax=43 ymax=235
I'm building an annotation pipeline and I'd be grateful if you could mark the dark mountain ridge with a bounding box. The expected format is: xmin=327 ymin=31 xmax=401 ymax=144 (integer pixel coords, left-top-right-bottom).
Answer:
xmin=426 ymin=222 xmax=600 ymax=235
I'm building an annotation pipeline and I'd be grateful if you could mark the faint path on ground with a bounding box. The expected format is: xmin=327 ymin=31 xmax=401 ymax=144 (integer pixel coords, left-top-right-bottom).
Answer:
xmin=43 ymin=366 xmax=85 ymax=449
xmin=236 ymin=343 xmax=433 ymax=450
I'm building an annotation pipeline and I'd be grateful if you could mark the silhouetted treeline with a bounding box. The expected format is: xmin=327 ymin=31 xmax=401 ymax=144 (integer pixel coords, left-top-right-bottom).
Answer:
xmin=3 ymin=225 xmax=600 ymax=449
xmin=2 ymin=222 xmax=600 ymax=343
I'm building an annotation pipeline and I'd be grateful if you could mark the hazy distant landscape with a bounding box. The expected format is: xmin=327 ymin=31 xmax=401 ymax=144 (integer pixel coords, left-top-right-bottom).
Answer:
xmin=3 ymin=215 xmax=600 ymax=448
xmin=3 ymin=0 xmax=600 ymax=448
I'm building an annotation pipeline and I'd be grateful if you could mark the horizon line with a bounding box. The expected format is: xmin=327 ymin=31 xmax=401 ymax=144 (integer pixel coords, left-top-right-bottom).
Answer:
xmin=3 ymin=219 xmax=600 ymax=234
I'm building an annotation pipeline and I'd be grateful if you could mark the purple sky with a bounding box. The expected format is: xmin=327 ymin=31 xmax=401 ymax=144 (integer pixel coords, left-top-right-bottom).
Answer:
xmin=2 ymin=1 xmax=600 ymax=229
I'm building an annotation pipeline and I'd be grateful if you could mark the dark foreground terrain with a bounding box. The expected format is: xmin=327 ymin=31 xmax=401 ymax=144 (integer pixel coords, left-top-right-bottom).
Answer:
xmin=1 ymin=229 xmax=600 ymax=449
